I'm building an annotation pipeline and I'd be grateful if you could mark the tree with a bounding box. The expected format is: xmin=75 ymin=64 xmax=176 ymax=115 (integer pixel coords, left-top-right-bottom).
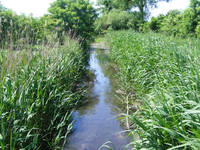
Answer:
xmin=128 ymin=0 xmax=171 ymax=23
xmin=190 ymin=0 xmax=200 ymax=10
xmin=148 ymin=14 xmax=165 ymax=32
xmin=48 ymin=0 xmax=97 ymax=40
xmin=95 ymin=9 xmax=140 ymax=33
xmin=97 ymin=0 xmax=134 ymax=13
xmin=195 ymin=22 xmax=200 ymax=37
xmin=97 ymin=0 xmax=115 ymax=13
xmin=160 ymin=10 xmax=181 ymax=36
xmin=190 ymin=0 xmax=200 ymax=32
xmin=98 ymin=0 xmax=170 ymax=23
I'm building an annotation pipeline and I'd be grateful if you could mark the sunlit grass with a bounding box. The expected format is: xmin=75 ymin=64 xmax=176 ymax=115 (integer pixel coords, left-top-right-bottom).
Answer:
xmin=0 ymin=36 xmax=87 ymax=150
xmin=106 ymin=30 xmax=200 ymax=149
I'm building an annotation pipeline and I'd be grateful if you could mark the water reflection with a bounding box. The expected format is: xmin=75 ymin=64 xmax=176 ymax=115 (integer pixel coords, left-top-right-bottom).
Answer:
xmin=64 ymin=48 xmax=129 ymax=150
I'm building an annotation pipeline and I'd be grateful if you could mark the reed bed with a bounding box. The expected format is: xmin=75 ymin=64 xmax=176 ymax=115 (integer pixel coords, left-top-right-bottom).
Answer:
xmin=106 ymin=31 xmax=200 ymax=149
xmin=0 ymin=36 xmax=87 ymax=149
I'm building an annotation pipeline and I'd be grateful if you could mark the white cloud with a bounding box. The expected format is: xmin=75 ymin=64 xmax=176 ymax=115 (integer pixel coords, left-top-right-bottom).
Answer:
xmin=1 ymin=0 xmax=190 ymax=17
xmin=1 ymin=0 xmax=55 ymax=17
xmin=151 ymin=0 xmax=190 ymax=17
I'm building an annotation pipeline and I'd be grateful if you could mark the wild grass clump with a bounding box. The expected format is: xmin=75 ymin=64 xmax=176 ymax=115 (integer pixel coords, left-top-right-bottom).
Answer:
xmin=0 ymin=35 xmax=87 ymax=149
xmin=106 ymin=31 xmax=200 ymax=149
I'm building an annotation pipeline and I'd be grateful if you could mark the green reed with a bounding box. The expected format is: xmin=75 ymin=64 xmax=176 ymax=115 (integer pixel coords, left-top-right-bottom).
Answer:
xmin=0 ymin=36 xmax=87 ymax=150
xmin=105 ymin=31 xmax=200 ymax=149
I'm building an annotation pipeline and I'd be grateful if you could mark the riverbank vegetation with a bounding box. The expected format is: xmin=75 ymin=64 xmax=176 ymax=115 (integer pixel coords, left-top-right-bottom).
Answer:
xmin=0 ymin=36 xmax=87 ymax=150
xmin=96 ymin=0 xmax=200 ymax=38
xmin=105 ymin=30 xmax=200 ymax=149
xmin=97 ymin=0 xmax=200 ymax=149
xmin=0 ymin=0 xmax=96 ymax=149
xmin=1 ymin=0 xmax=200 ymax=149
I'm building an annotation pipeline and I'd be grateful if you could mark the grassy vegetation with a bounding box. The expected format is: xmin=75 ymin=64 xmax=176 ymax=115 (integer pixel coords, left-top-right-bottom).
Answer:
xmin=0 ymin=36 xmax=88 ymax=150
xmin=105 ymin=31 xmax=200 ymax=149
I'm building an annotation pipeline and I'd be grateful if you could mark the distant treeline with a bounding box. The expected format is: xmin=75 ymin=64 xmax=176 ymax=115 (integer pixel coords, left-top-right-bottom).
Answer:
xmin=0 ymin=0 xmax=97 ymax=49
xmin=95 ymin=0 xmax=200 ymax=38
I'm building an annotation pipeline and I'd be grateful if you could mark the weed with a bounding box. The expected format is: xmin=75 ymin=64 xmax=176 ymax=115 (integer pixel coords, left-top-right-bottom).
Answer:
xmin=106 ymin=31 xmax=200 ymax=149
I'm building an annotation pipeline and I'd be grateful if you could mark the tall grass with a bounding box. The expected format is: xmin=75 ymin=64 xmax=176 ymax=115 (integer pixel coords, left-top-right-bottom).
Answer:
xmin=0 ymin=35 xmax=88 ymax=149
xmin=105 ymin=31 xmax=200 ymax=149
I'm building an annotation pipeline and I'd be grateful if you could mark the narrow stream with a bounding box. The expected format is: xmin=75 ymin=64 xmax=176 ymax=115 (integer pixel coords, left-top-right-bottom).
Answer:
xmin=64 ymin=47 xmax=129 ymax=150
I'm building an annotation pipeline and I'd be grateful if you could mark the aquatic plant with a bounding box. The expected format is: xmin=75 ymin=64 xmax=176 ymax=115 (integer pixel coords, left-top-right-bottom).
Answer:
xmin=0 ymin=36 xmax=87 ymax=149
xmin=106 ymin=31 xmax=200 ymax=149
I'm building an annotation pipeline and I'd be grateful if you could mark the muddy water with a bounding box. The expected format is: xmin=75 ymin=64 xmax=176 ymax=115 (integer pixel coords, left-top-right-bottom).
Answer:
xmin=64 ymin=47 xmax=129 ymax=150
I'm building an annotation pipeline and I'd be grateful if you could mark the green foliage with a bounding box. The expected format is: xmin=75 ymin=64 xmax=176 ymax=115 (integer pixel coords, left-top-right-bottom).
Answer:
xmin=148 ymin=15 xmax=165 ymax=32
xmin=97 ymin=0 xmax=134 ymax=13
xmin=129 ymin=0 xmax=170 ymax=22
xmin=0 ymin=36 xmax=87 ymax=150
xmin=98 ymin=0 xmax=170 ymax=22
xmin=48 ymin=0 xmax=97 ymax=40
xmin=97 ymin=0 xmax=199 ymax=37
xmin=190 ymin=0 xmax=200 ymax=32
xmin=0 ymin=10 xmax=46 ymax=48
xmin=147 ymin=0 xmax=200 ymax=38
xmin=160 ymin=10 xmax=182 ymax=36
xmin=97 ymin=0 xmax=115 ymax=13
xmin=95 ymin=9 xmax=140 ymax=34
xmin=178 ymin=8 xmax=194 ymax=36
xmin=105 ymin=30 xmax=200 ymax=149
xmin=0 ymin=0 xmax=99 ymax=149
xmin=195 ymin=22 xmax=200 ymax=37
xmin=113 ymin=0 xmax=135 ymax=11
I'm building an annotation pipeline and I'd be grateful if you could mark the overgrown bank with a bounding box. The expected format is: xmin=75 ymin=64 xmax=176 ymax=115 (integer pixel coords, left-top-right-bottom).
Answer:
xmin=105 ymin=31 xmax=200 ymax=149
xmin=0 ymin=37 xmax=88 ymax=150
xmin=0 ymin=0 xmax=97 ymax=149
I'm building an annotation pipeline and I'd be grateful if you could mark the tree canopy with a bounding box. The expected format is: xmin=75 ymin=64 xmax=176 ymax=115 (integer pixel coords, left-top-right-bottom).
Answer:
xmin=98 ymin=0 xmax=170 ymax=22
xmin=48 ymin=0 xmax=97 ymax=40
xmin=190 ymin=0 xmax=200 ymax=32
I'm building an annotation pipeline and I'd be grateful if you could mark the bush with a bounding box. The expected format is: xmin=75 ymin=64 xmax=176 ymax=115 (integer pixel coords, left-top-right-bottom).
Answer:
xmin=160 ymin=10 xmax=182 ymax=36
xmin=148 ymin=15 xmax=165 ymax=32
xmin=195 ymin=22 xmax=200 ymax=37
xmin=95 ymin=9 xmax=140 ymax=34
xmin=148 ymin=6 xmax=200 ymax=38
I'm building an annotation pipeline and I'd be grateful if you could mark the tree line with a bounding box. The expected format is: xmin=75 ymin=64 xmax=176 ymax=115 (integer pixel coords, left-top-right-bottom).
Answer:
xmin=96 ymin=0 xmax=200 ymax=38
xmin=0 ymin=0 xmax=97 ymax=49
xmin=0 ymin=0 xmax=199 ymax=46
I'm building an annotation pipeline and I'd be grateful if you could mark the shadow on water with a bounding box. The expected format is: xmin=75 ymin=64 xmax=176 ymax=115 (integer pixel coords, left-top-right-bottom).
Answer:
xmin=64 ymin=47 xmax=130 ymax=150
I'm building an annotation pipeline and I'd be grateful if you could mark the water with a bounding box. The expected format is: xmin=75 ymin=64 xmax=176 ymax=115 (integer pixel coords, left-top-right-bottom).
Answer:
xmin=64 ymin=47 xmax=129 ymax=150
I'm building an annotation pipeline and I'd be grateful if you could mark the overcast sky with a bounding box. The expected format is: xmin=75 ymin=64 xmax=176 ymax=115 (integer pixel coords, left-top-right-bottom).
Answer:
xmin=1 ymin=0 xmax=190 ymax=17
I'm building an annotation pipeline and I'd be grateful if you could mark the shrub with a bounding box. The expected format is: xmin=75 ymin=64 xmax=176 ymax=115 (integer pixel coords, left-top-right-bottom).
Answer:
xmin=148 ymin=15 xmax=165 ymax=32
xmin=195 ymin=22 xmax=200 ymax=37
xmin=95 ymin=9 xmax=140 ymax=34
xmin=148 ymin=6 xmax=200 ymax=38
xmin=160 ymin=10 xmax=181 ymax=36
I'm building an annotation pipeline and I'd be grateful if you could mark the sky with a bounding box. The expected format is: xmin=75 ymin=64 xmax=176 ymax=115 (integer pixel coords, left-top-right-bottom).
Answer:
xmin=1 ymin=0 xmax=190 ymax=17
